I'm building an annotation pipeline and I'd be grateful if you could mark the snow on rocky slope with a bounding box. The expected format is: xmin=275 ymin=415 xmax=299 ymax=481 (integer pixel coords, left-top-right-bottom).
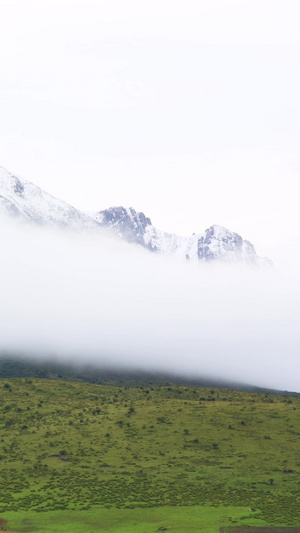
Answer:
xmin=0 ymin=166 xmax=98 ymax=229
xmin=0 ymin=166 xmax=271 ymax=265
xmin=94 ymin=206 xmax=272 ymax=265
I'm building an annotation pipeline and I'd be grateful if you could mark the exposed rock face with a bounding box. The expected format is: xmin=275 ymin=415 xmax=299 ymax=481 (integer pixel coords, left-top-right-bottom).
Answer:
xmin=92 ymin=206 xmax=271 ymax=265
xmin=196 ymin=225 xmax=257 ymax=263
xmin=94 ymin=207 xmax=152 ymax=246
xmin=0 ymin=166 xmax=272 ymax=266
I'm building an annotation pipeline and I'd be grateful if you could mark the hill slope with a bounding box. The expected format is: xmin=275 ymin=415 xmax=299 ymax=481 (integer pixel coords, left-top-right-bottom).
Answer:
xmin=0 ymin=378 xmax=299 ymax=529
xmin=0 ymin=357 xmax=297 ymax=396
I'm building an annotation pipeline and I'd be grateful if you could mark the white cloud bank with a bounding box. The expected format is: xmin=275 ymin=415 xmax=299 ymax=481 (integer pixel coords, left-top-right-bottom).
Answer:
xmin=0 ymin=215 xmax=299 ymax=392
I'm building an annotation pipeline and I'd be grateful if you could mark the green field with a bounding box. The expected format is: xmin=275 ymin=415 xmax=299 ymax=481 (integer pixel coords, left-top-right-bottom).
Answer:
xmin=0 ymin=378 xmax=299 ymax=532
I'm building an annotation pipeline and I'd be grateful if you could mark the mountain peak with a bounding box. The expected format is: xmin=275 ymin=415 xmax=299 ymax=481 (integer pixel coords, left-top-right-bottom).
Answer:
xmin=0 ymin=166 xmax=97 ymax=229
xmin=93 ymin=206 xmax=152 ymax=245
xmin=0 ymin=165 xmax=272 ymax=266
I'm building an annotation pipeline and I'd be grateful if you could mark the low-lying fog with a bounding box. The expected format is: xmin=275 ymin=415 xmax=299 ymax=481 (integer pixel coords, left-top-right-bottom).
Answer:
xmin=1 ymin=215 xmax=300 ymax=392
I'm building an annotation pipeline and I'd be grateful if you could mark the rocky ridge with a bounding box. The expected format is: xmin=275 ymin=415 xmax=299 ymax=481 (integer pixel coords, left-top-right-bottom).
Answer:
xmin=0 ymin=166 xmax=271 ymax=266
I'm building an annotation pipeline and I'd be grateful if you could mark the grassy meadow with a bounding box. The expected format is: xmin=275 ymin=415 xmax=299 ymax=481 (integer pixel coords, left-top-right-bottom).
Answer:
xmin=0 ymin=378 xmax=300 ymax=531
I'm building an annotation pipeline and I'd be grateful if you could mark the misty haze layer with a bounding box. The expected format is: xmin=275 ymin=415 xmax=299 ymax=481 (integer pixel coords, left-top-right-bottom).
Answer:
xmin=0 ymin=215 xmax=299 ymax=391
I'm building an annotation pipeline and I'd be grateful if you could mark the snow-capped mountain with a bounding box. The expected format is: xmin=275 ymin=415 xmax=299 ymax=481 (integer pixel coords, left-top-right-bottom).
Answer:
xmin=0 ymin=166 xmax=271 ymax=266
xmin=0 ymin=166 xmax=98 ymax=230
xmin=94 ymin=206 xmax=271 ymax=265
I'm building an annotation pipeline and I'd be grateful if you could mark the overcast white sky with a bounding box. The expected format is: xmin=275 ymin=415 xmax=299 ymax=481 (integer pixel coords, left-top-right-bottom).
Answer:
xmin=0 ymin=0 xmax=299 ymax=265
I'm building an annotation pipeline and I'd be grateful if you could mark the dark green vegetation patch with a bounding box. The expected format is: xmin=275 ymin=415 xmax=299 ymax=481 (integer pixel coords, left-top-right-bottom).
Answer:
xmin=1 ymin=357 xmax=298 ymax=396
xmin=0 ymin=379 xmax=300 ymax=528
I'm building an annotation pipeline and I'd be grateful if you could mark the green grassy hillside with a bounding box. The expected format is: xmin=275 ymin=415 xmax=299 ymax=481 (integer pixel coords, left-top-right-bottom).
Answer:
xmin=0 ymin=379 xmax=299 ymax=532
xmin=0 ymin=357 xmax=298 ymax=396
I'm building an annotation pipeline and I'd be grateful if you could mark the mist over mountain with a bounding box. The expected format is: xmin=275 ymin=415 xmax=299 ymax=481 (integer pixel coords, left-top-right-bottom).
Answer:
xmin=0 ymin=166 xmax=271 ymax=266
xmin=2 ymin=165 xmax=300 ymax=392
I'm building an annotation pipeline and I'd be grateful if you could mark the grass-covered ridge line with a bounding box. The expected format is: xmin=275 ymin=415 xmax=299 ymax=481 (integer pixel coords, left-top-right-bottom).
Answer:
xmin=0 ymin=357 xmax=298 ymax=396
xmin=0 ymin=378 xmax=299 ymax=530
